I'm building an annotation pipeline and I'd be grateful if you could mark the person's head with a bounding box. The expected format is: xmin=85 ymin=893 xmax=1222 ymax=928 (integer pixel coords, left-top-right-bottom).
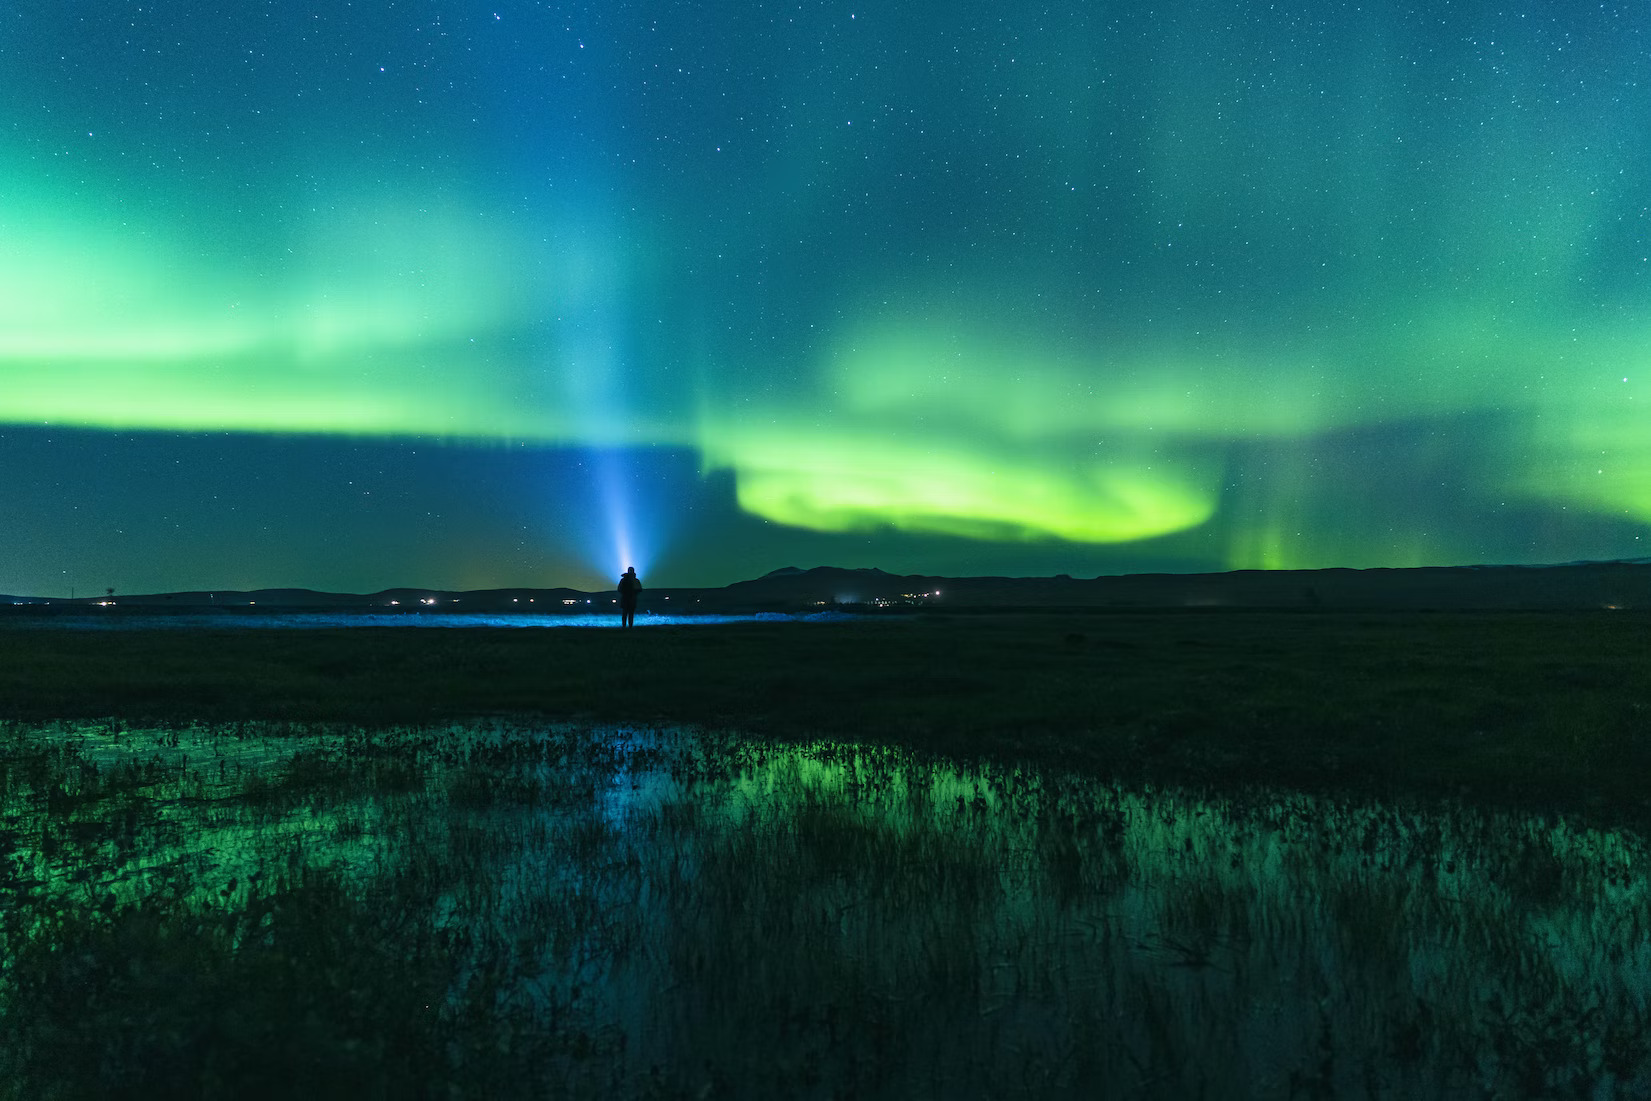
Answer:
xmin=624 ymin=566 xmax=636 ymax=576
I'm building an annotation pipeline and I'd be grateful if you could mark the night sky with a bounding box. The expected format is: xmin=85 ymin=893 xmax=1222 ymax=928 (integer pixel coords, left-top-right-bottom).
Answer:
xmin=5 ymin=0 xmax=1650 ymax=595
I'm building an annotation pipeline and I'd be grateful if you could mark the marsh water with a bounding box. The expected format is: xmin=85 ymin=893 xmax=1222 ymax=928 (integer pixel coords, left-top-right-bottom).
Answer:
xmin=3 ymin=719 xmax=1646 ymax=1098
xmin=0 ymin=609 xmax=856 ymax=630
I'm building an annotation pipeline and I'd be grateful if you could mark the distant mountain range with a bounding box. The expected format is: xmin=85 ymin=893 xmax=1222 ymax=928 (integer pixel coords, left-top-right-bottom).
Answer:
xmin=7 ymin=560 xmax=1651 ymax=614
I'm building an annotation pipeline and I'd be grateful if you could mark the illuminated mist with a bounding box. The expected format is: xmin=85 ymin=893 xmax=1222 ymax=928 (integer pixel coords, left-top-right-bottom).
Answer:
xmin=4 ymin=1 xmax=1650 ymax=592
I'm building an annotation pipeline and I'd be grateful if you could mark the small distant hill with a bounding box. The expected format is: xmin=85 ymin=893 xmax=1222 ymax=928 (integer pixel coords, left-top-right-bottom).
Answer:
xmin=719 ymin=561 xmax=1651 ymax=611
xmin=6 ymin=560 xmax=1650 ymax=616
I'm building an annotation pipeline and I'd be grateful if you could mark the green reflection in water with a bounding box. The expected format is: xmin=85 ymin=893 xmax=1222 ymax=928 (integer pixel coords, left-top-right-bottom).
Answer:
xmin=2 ymin=720 xmax=1648 ymax=1097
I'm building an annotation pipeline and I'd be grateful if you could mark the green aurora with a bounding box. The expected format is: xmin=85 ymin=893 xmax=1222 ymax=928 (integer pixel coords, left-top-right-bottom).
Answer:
xmin=4 ymin=0 xmax=1650 ymax=588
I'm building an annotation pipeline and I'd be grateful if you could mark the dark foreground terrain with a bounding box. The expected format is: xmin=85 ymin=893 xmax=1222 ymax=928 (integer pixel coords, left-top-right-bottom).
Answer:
xmin=6 ymin=611 xmax=1651 ymax=1098
xmin=3 ymin=610 xmax=1648 ymax=821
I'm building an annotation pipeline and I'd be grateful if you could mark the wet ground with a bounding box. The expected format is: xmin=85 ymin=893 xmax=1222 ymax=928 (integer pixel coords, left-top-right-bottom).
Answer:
xmin=0 ymin=609 xmax=857 ymax=630
xmin=3 ymin=719 xmax=1646 ymax=1097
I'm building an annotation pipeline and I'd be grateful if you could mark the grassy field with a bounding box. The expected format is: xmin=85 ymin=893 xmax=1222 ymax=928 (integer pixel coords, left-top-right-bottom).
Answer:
xmin=5 ymin=721 xmax=1646 ymax=1098
xmin=3 ymin=610 xmax=1648 ymax=820
xmin=7 ymin=612 xmax=1651 ymax=1096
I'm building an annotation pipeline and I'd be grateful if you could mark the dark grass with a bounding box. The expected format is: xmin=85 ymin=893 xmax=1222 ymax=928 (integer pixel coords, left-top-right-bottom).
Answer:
xmin=4 ymin=610 xmax=1650 ymax=821
xmin=7 ymin=723 xmax=1649 ymax=1098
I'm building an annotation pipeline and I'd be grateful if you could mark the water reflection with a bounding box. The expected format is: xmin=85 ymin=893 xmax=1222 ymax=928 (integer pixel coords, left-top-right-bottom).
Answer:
xmin=4 ymin=719 xmax=1648 ymax=1097
xmin=0 ymin=610 xmax=854 ymax=630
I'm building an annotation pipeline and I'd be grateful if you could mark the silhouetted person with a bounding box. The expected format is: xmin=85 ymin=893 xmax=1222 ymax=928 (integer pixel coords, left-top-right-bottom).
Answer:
xmin=618 ymin=566 xmax=642 ymax=627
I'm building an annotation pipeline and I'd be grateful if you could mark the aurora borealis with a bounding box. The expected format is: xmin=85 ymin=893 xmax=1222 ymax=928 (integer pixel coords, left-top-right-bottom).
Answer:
xmin=5 ymin=0 xmax=1651 ymax=594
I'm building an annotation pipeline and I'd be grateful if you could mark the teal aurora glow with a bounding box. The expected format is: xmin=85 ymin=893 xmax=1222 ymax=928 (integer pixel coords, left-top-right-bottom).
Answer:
xmin=4 ymin=1 xmax=1649 ymax=592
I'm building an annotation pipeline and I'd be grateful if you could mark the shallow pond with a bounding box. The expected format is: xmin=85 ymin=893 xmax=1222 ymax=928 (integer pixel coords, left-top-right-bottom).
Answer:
xmin=2 ymin=719 xmax=1646 ymax=1098
xmin=0 ymin=609 xmax=856 ymax=629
